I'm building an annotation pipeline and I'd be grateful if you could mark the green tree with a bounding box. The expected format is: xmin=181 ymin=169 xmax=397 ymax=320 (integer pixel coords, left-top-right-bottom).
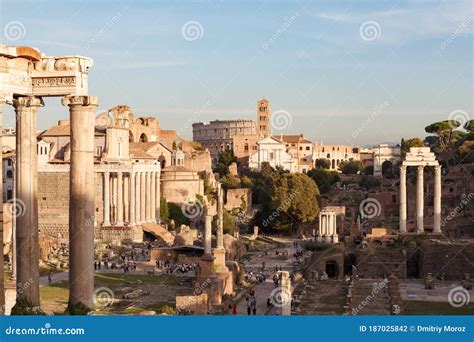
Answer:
xmin=220 ymin=174 xmax=241 ymax=189
xmin=168 ymin=203 xmax=190 ymax=227
xmin=315 ymin=158 xmax=331 ymax=169
xmin=425 ymin=120 xmax=460 ymax=149
xmin=401 ymin=137 xmax=424 ymax=157
xmin=340 ymin=160 xmax=364 ymax=175
xmin=214 ymin=150 xmax=236 ymax=176
xmin=268 ymin=173 xmax=320 ymax=230
xmin=359 ymin=175 xmax=381 ymax=191
xmin=307 ymin=168 xmax=340 ymax=193
xmin=160 ymin=197 xmax=169 ymax=221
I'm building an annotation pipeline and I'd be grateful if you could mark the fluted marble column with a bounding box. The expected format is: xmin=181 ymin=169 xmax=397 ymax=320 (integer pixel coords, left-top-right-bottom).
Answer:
xmin=14 ymin=96 xmax=43 ymax=307
xmin=155 ymin=171 xmax=160 ymax=222
xmin=150 ymin=171 xmax=156 ymax=223
xmin=399 ymin=165 xmax=407 ymax=233
xmin=146 ymin=172 xmax=151 ymax=222
xmin=416 ymin=165 xmax=424 ymax=233
xmin=63 ymin=95 xmax=98 ymax=309
xmin=117 ymin=171 xmax=124 ymax=225
xmin=140 ymin=171 xmax=146 ymax=223
xmin=135 ymin=171 xmax=141 ymax=224
xmin=129 ymin=172 xmax=136 ymax=225
xmin=433 ymin=165 xmax=442 ymax=234
xmin=103 ymin=172 xmax=111 ymax=226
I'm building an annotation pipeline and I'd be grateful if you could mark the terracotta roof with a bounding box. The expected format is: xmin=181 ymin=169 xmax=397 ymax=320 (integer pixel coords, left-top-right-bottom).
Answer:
xmin=40 ymin=124 xmax=105 ymax=137
xmin=274 ymin=135 xmax=312 ymax=144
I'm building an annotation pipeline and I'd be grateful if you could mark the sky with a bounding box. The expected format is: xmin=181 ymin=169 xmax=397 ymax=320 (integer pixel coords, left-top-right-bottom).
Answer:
xmin=0 ymin=0 xmax=472 ymax=146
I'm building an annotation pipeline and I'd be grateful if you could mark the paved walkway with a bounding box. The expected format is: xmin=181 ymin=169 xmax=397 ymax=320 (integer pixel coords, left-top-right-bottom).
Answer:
xmin=237 ymin=237 xmax=300 ymax=315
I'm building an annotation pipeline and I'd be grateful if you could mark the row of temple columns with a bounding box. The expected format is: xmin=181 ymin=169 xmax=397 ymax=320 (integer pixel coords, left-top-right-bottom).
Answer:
xmin=399 ymin=164 xmax=441 ymax=234
xmin=0 ymin=95 xmax=98 ymax=310
xmin=317 ymin=211 xmax=338 ymax=243
xmin=102 ymin=170 xmax=160 ymax=226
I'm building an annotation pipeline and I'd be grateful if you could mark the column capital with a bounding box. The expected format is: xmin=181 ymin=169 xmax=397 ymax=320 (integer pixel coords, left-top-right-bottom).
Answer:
xmin=62 ymin=95 xmax=99 ymax=107
xmin=434 ymin=164 xmax=442 ymax=173
xmin=13 ymin=96 xmax=44 ymax=109
xmin=400 ymin=164 xmax=407 ymax=172
xmin=417 ymin=165 xmax=424 ymax=172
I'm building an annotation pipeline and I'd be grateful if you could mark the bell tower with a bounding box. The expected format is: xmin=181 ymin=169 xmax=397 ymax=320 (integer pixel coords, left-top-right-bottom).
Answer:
xmin=257 ymin=98 xmax=270 ymax=138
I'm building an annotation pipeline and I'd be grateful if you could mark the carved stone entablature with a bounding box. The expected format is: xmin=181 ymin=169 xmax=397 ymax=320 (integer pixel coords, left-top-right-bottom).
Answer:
xmin=62 ymin=95 xmax=99 ymax=107
xmin=34 ymin=56 xmax=93 ymax=73
xmin=32 ymin=76 xmax=76 ymax=87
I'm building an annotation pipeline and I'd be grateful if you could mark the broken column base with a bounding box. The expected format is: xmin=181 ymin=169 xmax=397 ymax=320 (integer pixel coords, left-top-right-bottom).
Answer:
xmin=197 ymin=256 xmax=222 ymax=306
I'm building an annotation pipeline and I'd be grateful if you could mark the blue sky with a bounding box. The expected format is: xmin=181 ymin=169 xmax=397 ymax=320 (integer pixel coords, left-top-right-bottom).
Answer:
xmin=1 ymin=0 xmax=472 ymax=145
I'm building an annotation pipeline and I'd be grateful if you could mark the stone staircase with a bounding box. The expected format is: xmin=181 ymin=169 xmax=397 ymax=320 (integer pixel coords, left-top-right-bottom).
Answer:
xmin=351 ymin=279 xmax=391 ymax=315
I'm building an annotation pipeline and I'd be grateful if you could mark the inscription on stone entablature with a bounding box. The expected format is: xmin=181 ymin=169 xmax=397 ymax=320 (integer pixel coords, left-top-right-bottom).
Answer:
xmin=32 ymin=76 xmax=77 ymax=87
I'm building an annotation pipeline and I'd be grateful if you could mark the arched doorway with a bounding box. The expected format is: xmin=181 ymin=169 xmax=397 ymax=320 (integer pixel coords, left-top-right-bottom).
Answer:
xmin=129 ymin=132 xmax=134 ymax=142
xmin=158 ymin=155 xmax=166 ymax=169
xmin=382 ymin=160 xmax=394 ymax=178
xmin=325 ymin=260 xmax=338 ymax=278
xmin=139 ymin=133 xmax=148 ymax=142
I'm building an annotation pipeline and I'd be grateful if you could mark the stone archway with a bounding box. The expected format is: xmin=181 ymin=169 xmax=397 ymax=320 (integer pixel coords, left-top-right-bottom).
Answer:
xmin=139 ymin=133 xmax=148 ymax=142
xmin=382 ymin=160 xmax=394 ymax=178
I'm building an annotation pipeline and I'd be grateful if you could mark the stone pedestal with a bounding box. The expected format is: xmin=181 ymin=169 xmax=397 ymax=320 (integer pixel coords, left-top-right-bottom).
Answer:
xmin=63 ymin=95 xmax=98 ymax=309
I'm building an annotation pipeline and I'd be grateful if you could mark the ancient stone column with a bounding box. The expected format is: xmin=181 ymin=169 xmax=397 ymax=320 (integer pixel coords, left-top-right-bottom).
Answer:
xmin=103 ymin=171 xmax=111 ymax=226
xmin=135 ymin=171 xmax=141 ymax=224
xmin=117 ymin=171 xmax=124 ymax=225
xmin=399 ymin=165 xmax=407 ymax=233
xmin=433 ymin=165 xmax=442 ymax=234
xmin=217 ymin=184 xmax=224 ymax=249
xmin=155 ymin=171 xmax=160 ymax=222
xmin=111 ymin=175 xmax=117 ymax=224
xmin=129 ymin=172 xmax=135 ymax=225
xmin=145 ymin=171 xmax=151 ymax=222
xmin=123 ymin=174 xmax=129 ymax=223
xmin=203 ymin=210 xmax=213 ymax=258
xmin=140 ymin=171 xmax=146 ymax=223
xmin=277 ymin=271 xmax=292 ymax=316
xmin=416 ymin=165 xmax=424 ymax=233
xmin=0 ymin=96 xmax=5 ymax=314
xmin=14 ymin=96 xmax=43 ymax=307
xmin=62 ymin=95 xmax=98 ymax=309
xmin=150 ymin=171 xmax=156 ymax=223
